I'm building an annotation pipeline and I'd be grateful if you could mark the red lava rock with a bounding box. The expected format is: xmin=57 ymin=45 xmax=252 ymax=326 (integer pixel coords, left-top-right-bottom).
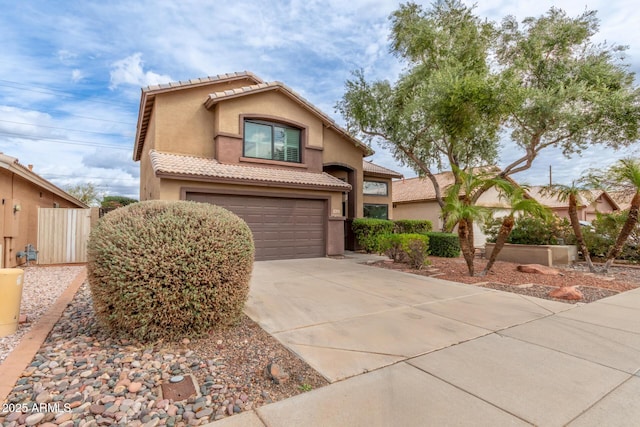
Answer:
xmin=128 ymin=381 xmax=143 ymax=393
xmin=90 ymin=404 xmax=105 ymax=415
xmin=265 ymin=363 xmax=290 ymax=384
xmin=549 ymin=286 xmax=583 ymax=301
xmin=517 ymin=264 xmax=562 ymax=276
xmin=19 ymin=314 xmax=28 ymax=323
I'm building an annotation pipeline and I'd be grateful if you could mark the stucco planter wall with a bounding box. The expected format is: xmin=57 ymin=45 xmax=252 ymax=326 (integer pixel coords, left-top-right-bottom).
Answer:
xmin=484 ymin=243 xmax=578 ymax=267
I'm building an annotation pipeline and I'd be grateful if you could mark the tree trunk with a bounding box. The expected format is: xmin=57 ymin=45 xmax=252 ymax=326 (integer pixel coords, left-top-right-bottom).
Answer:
xmin=602 ymin=191 xmax=640 ymax=272
xmin=568 ymin=194 xmax=597 ymax=273
xmin=480 ymin=216 xmax=514 ymax=276
xmin=458 ymin=219 xmax=475 ymax=276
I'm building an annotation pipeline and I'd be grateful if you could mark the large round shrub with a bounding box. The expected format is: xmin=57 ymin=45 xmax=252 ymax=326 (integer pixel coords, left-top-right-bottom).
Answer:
xmin=87 ymin=200 xmax=254 ymax=342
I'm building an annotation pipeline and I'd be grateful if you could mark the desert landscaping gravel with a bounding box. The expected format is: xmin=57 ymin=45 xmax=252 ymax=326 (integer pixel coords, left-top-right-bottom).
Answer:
xmin=375 ymin=256 xmax=640 ymax=303
xmin=0 ymin=276 xmax=327 ymax=426
xmin=3 ymin=256 xmax=640 ymax=426
xmin=0 ymin=266 xmax=84 ymax=365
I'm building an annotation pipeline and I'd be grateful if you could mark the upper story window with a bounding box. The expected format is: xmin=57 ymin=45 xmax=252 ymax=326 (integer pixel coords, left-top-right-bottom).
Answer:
xmin=244 ymin=120 xmax=301 ymax=163
xmin=363 ymin=180 xmax=388 ymax=196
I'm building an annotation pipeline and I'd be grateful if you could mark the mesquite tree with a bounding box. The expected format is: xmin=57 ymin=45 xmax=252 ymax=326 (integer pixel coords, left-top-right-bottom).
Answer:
xmin=339 ymin=2 xmax=640 ymax=275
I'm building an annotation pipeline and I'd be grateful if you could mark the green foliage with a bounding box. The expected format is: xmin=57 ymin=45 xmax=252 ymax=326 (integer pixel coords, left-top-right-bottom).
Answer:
xmin=485 ymin=215 xmax=572 ymax=245
xmin=337 ymin=1 xmax=501 ymax=183
xmin=87 ymin=200 xmax=255 ymax=342
xmin=66 ymin=182 xmax=101 ymax=206
xmin=378 ymin=233 xmax=430 ymax=269
xmin=424 ymin=232 xmax=460 ymax=258
xmin=583 ymin=211 xmax=640 ymax=261
xmin=404 ymin=234 xmax=431 ymax=269
xmin=393 ymin=219 xmax=433 ymax=234
xmin=377 ymin=233 xmax=406 ymax=262
xmin=352 ymin=218 xmax=394 ymax=253
xmin=101 ymin=195 xmax=139 ymax=208
xmin=497 ymin=8 xmax=640 ymax=175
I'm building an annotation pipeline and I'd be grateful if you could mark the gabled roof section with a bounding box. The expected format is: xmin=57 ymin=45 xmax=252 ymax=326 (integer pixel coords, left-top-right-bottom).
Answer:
xmin=204 ymin=81 xmax=374 ymax=156
xmin=149 ymin=150 xmax=352 ymax=192
xmin=525 ymin=186 xmax=573 ymax=209
xmin=133 ymin=71 xmax=263 ymax=161
xmin=363 ymin=160 xmax=403 ymax=179
xmin=609 ymin=190 xmax=634 ymax=211
xmin=0 ymin=153 xmax=88 ymax=208
xmin=392 ymin=167 xmax=501 ymax=203
xmin=527 ymin=186 xmax=621 ymax=211
xmin=393 ymin=174 xmax=455 ymax=203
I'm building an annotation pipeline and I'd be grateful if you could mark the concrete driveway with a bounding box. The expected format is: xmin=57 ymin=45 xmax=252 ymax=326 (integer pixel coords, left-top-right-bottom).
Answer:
xmin=211 ymin=254 xmax=640 ymax=426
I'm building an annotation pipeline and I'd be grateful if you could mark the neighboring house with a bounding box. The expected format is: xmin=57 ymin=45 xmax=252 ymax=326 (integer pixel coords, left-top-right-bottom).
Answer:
xmin=392 ymin=169 xmax=510 ymax=247
xmin=133 ymin=71 xmax=401 ymax=260
xmin=527 ymin=186 xmax=620 ymax=222
xmin=609 ymin=190 xmax=634 ymax=212
xmin=0 ymin=153 xmax=88 ymax=267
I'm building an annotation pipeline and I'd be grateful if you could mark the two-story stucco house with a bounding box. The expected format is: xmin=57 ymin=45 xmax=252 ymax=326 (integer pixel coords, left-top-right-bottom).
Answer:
xmin=133 ymin=72 xmax=401 ymax=260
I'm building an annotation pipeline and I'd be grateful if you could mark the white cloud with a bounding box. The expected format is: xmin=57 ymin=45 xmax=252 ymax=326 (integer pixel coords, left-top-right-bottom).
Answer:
xmin=57 ymin=50 xmax=78 ymax=63
xmin=109 ymin=53 xmax=172 ymax=89
xmin=71 ymin=69 xmax=84 ymax=82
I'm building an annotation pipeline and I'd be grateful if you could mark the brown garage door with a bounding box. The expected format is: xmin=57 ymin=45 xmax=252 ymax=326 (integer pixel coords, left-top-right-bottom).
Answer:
xmin=185 ymin=193 xmax=326 ymax=261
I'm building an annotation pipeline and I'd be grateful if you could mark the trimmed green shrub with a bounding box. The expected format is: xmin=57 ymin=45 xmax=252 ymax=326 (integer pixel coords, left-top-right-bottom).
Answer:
xmin=87 ymin=200 xmax=255 ymax=342
xmin=424 ymin=232 xmax=460 ymax=257
xmin=485 ymin=215 xmax=572 ymax=246
xmin=352 ymin=218 xmax=394 ymax=253
xmin=393 ymin=219 xmax=433 ymax=234
xmin=404 ymin=234 xmax=430 ymax=269
xmin=377 ymin=233 xmax=406 ymax=262
xmin=377 ymin=233 xmax=430 ymax=269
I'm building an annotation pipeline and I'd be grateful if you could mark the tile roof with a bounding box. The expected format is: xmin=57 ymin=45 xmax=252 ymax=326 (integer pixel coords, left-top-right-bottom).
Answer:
xmin=362 ymin=160 xmax=403 ymax=178
xmin=525 ymin=186 xmax=603 ymax=209
xmin=142 ymin=71 xmax=263 ymax=93
xmin=392 ymin=174 xmax=455 ymax=203
xmin=149 ymin=150 xmax=352 ymax=191
xmin=608 ymin=190 xmax=633 ymax=211
xmin=204 ymin=81 xmax=373 ymax=157
xmin=0 ymin=153 xmax=88 ymax=208
xmin=134 ymin=72 xmax=263 ymax=161
xmin=392 ymin=166 xmax=507 ymax=205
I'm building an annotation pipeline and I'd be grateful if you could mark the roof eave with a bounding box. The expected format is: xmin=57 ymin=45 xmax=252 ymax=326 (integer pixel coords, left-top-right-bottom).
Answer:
xmin=154 ymin=171 xmax=352 ymax=192
xmin=0 ymin=158 xmax=89 ymax=208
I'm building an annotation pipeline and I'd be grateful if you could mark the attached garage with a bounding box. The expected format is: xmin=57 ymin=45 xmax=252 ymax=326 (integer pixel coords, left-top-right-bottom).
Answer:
xmin=186 ymin=192 xmax=327 ymax=261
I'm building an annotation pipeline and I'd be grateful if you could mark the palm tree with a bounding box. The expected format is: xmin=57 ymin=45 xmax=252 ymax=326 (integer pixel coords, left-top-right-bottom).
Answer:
xmin=442 ymin=168 xmax=491 ymax=276
xmin=598 ymin=159 xmax=640 ymax=272
xmin=541 ymin=183 xmax=597 ymax=273
xmin=480 ymin=182 xmax=550 ymax=276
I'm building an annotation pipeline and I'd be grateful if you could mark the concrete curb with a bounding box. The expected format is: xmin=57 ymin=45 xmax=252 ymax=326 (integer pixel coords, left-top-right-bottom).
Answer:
xmin=0 ymin=267 xmax=87 ymax=404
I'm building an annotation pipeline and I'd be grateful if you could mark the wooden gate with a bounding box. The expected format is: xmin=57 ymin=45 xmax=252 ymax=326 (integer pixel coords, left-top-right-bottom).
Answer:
xmin=37 ymin=208 xmax=91 ymax=264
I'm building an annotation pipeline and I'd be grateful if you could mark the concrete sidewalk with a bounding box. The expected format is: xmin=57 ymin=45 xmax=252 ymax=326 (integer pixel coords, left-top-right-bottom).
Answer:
xmin=207 ymin=255 xmax=640 ymax=426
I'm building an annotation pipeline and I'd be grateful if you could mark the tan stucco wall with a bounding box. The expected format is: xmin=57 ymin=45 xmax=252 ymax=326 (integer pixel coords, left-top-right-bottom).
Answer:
xmin=0 ymin=169 xmax=81 ymax=267
xmin=322 ymin=128 xmax=364 ymax=217
xmin=140 ymin=83 xmax=370 ymax=221
xmin=393 ymin=201 xmax=443 ymax=229
xmin=140 ymin=108 xmax=160 ymax=201
xmin=153 ymin=86 xmax=216 ymax=158
xmin=216 ymin=91 xmax=324 ymax=149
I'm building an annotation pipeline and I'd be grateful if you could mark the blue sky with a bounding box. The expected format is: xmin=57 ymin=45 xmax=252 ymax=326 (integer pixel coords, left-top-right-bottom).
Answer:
xmin=1 ymin=0 xmax=639 ymax=200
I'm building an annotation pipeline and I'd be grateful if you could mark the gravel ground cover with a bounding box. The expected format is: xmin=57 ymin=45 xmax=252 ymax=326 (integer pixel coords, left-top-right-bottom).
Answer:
xmin=374 ymin=256 xmax=640 ymax=303
xmin=0 ymin=277 xmax=327 ymax=426
xmin=0 ymin=266 xmax=84 ymax=365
